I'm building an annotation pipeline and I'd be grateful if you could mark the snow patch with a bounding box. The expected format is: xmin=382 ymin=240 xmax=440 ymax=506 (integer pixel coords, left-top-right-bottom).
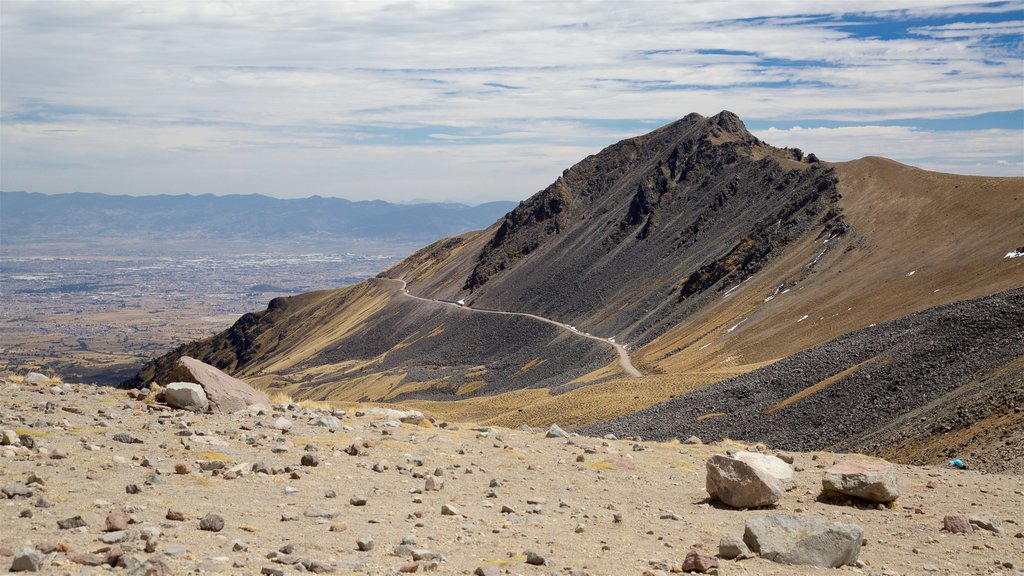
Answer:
xmin=906 ymin=270 xmax=916 ymax=277
xmin=727 ymin=319 xmax=746 ymax=333
xmin=797 ymin=315 xmax=809 ymax=323
xmin=1006 ymin=250 xmax=1024 ymax=259
xmin=699 ymin=343 xmax=711 ymax=350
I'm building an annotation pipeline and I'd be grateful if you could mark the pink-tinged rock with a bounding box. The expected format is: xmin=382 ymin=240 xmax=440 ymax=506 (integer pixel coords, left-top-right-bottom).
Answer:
xmin=67 ymin=551 xmax=105 ymax=566
xmin=681 ymin=550 xmax=719 ymax=573
xmin=104 ymin=512 xmax=129 ymax=532
xmin=164 ymin=356 xmax=270 ymax=413
xmin=822 ymin=459 xmax=900 ymax=503
xmin=706 ymin=453 xmax=786 ymax=508
xmin=944 ymin=514 xmax=972 ymax=534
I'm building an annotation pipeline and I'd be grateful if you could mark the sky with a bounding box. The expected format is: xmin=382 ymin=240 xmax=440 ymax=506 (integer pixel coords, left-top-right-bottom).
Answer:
xmin=1 ymin=1 xmax=1022 ymax=204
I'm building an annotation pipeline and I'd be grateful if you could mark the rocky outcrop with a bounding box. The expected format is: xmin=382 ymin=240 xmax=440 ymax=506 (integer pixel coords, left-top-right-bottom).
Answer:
xmin=163 ymin=356 xmax=269 ymax=413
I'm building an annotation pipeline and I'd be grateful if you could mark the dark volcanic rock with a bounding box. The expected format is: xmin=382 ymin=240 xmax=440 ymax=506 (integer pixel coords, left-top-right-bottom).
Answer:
xmin=581 ymin=287 xmax=1024 ymax=464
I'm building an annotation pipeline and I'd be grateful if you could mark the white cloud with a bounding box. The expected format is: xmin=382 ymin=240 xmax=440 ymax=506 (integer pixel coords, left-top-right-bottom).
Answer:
xmin=1 ymin=1 xmax=1021 ymax=201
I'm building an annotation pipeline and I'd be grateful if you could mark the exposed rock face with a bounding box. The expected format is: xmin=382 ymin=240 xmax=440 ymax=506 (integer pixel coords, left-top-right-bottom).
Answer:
xmin=822 ymin=459 xmax=900 ymax=503
xmin=743 ymin=514 xmax=864 ymax=567
xmin=705 ymin=453 xmax=786 ymax=508
xmin=164 ymin=382 xmax=209 ymax=412
xmin=164 ymin=356 xmax=269 ymax=413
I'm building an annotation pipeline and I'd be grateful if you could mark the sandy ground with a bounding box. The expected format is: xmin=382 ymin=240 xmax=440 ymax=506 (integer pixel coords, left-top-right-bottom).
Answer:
xmin=1 ymin=376 xmax=1022 ymax=576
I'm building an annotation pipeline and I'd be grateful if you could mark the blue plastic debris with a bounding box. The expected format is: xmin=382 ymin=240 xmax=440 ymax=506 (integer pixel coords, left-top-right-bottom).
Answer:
xmin=949 ymin=458 xmax=967 ymax=469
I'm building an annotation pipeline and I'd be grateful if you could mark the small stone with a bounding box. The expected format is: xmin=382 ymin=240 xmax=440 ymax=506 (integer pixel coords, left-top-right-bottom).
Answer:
xmin=944 ymin=514 xmax=972 ymax=534
xmin=524 ymin=550 xmax=546 ymax=565
xmin=683 ymin=436 xmax=703 ymax=445
xmin=350 ymin=495 xmax=367 ymax=506
xmin=166 ymin=508 xmax=186 ymax=521
xmin=57 ymin=515 xmax=87 ymax=529
xmin=356 ymin=535 xmax=374 ymax=551
xmin=682 ymin=550 xmax=719 ymax=573
xmin=232 ymin=540 xmax=248 ymax=552
xmin=199 ymin=513 xmax=225 ymax=532
xmin=474 ymin=567 xmax=500 ymax=576
xmin=613 ymin=512 xmax=623 ymax=523
xmin=301 ymin=454 xmax=319 ymax=467
xmin=329 ymin=522 xmax=347 ymax=532
xmin=125 ymin=484 xmax=141 ymax=494
xmin=105 ymin=512 xmax=130 ymax=532
xmin=424 ymin=476 xmax=444 ymax=491
xmin=280 ymin=511 xmax=299 ymax=522
xmin=67 ymin=551 xmax=105 ymax=566
xmin=398 ymin=564 xmax=419 ymax=573
xmin=273 ymin=417 xmax=292 ymax=431
xmin=304 ymin=506 xmax=338 ymax=519
xmin=441 ymin=504 xmax=459 ymax=516
xmin=174 ymin=463 xmax=191 ymax=474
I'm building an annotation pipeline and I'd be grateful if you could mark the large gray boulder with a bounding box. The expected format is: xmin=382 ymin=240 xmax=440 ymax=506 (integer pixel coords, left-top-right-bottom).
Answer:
xmin=165 ymin=382 xmax=209 ymax=412
xmin=164 ymin=356 xmax=270 ymax=413
xmin=706 ymin=452 xmax=788 ymax=508
xmin=743 ymin=514 xmax=864 ymax=567
xmin=822 ymin=459 xmax=900 ymax=503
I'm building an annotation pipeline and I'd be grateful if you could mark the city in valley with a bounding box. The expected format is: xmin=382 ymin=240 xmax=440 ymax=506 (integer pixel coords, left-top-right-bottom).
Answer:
xmin=0 ymin=238 xmax=415 ymax=385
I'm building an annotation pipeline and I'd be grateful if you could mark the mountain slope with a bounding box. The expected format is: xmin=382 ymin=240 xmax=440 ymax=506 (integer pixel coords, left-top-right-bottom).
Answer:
xmin=130 ymin=112 xmax=1024 ymax=466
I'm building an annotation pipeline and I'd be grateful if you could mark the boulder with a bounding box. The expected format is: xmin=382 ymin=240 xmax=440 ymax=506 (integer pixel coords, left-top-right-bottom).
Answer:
xmin=164 ymin=382 xmax=209 ymax=412
xmin=681 ymin=550 xmax=719 ymax=573
xmin=706 ymin=453 xmax=788 ymax=508
xmin=164 ymin=356 xmax=269 ymax=413
xmin=734 ymin=451 xmax=795 ymax=490
xmin=545 ymin=424 xmax=569 ymax=438
xmin=359 ymin=407 xmax=425 ymax=425
xmin=743 ymin=514 xmax=863 ymax=567
xmin=822 ymin=459 xmax=900 ymax=503
xmin=24 ymin=373 xmax=50 ymax=384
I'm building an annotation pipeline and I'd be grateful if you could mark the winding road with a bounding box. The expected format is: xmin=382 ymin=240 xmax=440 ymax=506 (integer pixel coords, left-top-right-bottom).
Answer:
xmin=374 ymin=277 xmax=642 ymax=377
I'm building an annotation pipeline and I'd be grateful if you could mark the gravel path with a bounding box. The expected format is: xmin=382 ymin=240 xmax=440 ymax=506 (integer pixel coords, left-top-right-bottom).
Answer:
xmin=378 ymin=277 xmax=642 ymax=377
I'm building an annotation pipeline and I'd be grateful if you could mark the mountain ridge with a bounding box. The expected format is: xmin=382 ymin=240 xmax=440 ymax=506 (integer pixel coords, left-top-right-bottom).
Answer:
xmin=128 ymin=111 xmax=1024 ymax=468
xmin=0 ymin=191 xmax=517 ymax=244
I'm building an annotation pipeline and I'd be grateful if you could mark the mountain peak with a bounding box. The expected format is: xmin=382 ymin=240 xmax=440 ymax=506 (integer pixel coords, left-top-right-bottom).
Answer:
xmin=710 ymin=110 xmax=747 ymax=135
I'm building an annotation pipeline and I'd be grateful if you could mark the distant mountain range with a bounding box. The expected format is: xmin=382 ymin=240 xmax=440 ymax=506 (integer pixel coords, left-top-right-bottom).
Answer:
xmin=0 ymin=191 xmax=517 ymax=244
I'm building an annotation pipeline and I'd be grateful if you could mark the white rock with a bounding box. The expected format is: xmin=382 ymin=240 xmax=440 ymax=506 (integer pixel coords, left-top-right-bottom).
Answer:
xmin=164 ymin=382 xmax=209 ymax=412
xmin=706 ymin=453 xmax=786 ymax=508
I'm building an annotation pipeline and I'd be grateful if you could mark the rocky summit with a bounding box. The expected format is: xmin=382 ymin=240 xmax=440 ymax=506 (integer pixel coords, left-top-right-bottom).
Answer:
xmin=3 ymin=373 xmax=1024 ymax=575
xmin=126 ymin=112 xmax=1024 ymax=475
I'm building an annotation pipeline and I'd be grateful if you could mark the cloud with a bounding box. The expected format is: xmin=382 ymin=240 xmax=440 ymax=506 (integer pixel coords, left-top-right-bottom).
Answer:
xmin=1 ymin=1 xmax=1021 ymax=201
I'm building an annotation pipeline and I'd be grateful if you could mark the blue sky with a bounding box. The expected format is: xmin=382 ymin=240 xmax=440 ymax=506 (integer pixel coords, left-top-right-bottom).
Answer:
xmin=1 ymin=1 xmax=1021 ymax=203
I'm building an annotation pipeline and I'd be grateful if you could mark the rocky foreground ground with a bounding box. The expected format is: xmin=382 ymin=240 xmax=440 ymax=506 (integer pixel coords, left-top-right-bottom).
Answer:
xmin=2 ymin=374 xmax=1023 ymax=575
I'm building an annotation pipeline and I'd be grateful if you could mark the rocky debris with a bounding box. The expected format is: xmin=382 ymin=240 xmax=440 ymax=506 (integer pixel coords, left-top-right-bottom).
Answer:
xmin=681 ymin=549 xmax=718 ymax=573
xmin=474 ymin=567 xmax=500 ymax=576
xmin=743 ymin=514 xmax=863 ymax=567
xmin=164 ymin=382 xmax=209 ymax=412
xmin=274 ymin=417 xmax=292 ymax=432
xmin=166 ymin=508 xmax=186 ymax=521
xmin=1 ymin=429 xmax=18 ymax=445
xmin=822 ymin=459 xmax=900 ymax=503
xmin=3 ymin=484 xmax=32 ymax=499
xmin=10 ymin=547 xmax=43 ymax=572
xmin=300 ymin=454 xmax=319 ymax=466
xmin=164 ymin=356 xmax=271 ymax=413
xmin=944 ymin=514 xmax=972 ymax=534
xmin=199 ymin=513 xmax=224 ymax=532
xmin=705 ymin=453 xmax=787 ymax=508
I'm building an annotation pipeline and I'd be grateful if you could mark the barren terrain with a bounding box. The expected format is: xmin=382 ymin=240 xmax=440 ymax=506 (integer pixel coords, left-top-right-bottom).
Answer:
xmin=2 ymin=374 xmax=1023 ymax=575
